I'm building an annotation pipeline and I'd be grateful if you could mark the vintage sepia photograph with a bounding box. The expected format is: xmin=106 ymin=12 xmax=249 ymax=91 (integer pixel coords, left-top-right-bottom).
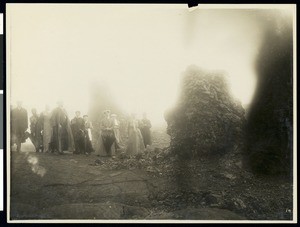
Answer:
xmin=6 ymin=4 xmax=296 ymax=222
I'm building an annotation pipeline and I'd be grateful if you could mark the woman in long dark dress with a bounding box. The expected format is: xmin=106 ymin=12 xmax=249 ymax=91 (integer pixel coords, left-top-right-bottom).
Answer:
xmin=29 ymin=108 xmax=43 ymax=152
xmin=71 ymin=111 xmax=85 ymax=154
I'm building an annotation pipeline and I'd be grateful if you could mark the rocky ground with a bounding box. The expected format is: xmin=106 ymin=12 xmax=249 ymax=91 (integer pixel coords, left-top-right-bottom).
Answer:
xmin=10 ymin=127 xmax=293 ymax=221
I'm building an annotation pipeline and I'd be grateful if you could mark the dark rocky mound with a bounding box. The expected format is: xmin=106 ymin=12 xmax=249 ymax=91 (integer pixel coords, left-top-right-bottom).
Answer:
xmin=164 ymin=65 xmax=246 ymax=159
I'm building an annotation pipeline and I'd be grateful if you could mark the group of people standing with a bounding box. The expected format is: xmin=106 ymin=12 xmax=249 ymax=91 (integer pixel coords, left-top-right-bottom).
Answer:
xmin=10 ymin=101 xmax=153 ymax=157
xmin=95 ymin=110 xmax=152 ymax=157
xmin=11 ymin=101 xmax=94 ymax=155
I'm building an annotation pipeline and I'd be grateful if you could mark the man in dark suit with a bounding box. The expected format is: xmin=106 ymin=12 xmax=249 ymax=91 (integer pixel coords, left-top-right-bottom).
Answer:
xmin=11 ymin=101 xmax=28 ymax=152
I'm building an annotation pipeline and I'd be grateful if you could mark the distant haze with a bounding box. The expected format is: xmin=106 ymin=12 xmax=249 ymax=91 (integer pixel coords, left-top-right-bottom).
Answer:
xmin=7 ymin=4 xmax=294 ymax=126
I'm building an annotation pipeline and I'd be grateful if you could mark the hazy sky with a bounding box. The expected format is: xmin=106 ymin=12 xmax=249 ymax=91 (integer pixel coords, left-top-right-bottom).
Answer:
xmin=6 ymin=4 xmax=294 ymax=125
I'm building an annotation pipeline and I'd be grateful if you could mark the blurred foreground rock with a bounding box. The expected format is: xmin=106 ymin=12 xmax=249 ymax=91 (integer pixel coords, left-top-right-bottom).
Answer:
xmin=245 ymin=11 xmax=293 ymax=175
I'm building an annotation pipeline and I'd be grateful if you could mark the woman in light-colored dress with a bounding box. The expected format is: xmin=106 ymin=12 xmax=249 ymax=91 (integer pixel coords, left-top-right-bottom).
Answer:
xmin=126 ymin=113 xmax=145 ymax=156
xmin=41 ymin=105 xmax=53 ymax=153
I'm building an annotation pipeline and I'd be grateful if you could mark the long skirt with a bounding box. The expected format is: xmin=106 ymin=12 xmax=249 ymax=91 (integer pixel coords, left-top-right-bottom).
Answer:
xmin=84 ymin=130 xmax=94 ymax=154
xmin=140 ymin=128 xmax=152 ymax=147
xmin=126 ymin=129 xmax=145 ymax=156
xmin=73 ymin=130 xmax=85 ymax=154
xmin=96 ymin=130 xmax=115 ymax=157
xmin=29 ymin=132 xmax=42 ymax=152
xmin=113 ymin=128 xmax=121 ymax=148
xmin=50 ymin=125 xmax=75 ymax=153
xmin=43 ymin=119 xmax=53 ymax=152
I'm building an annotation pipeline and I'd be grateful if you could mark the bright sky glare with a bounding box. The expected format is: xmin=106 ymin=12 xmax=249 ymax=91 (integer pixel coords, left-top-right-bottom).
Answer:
xmin=7 ymin=4 xmax=294 ymax=125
